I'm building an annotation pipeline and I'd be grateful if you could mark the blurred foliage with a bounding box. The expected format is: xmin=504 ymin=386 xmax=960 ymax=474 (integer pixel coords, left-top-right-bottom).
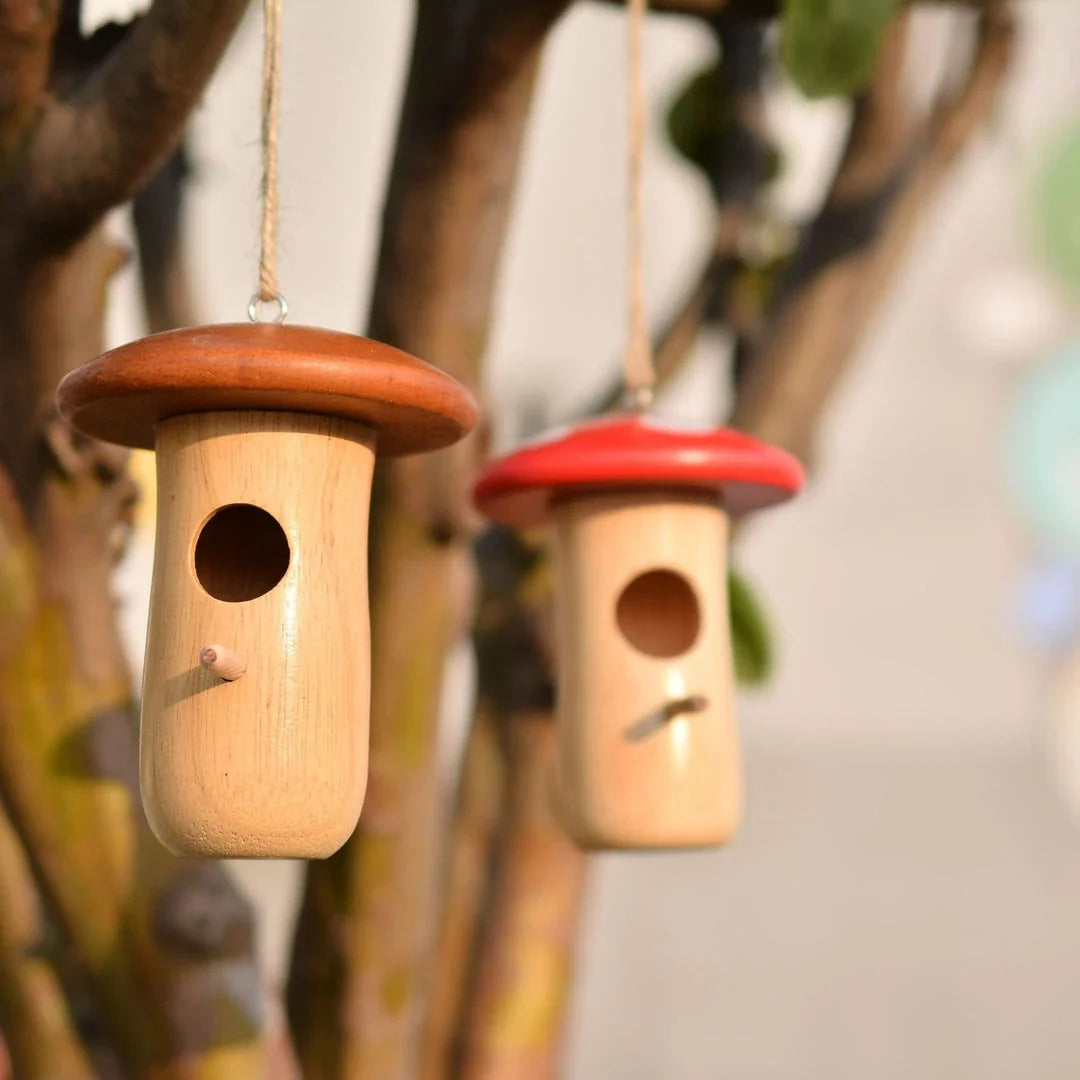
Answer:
xmin=1034 ymin=120 xmax=1080 ymax=295
xmin=730 ymin=567 xmax=773 ymax=686
xmin=1006 ymin=338 xmax=1080 ymax=555
xmin=667 ymin=62 xmax=735 ymax=180
xmin=730 ymin=249 xmax=790 ymax=316
xmin=780 ymin=0 xmax=896 ymax=98
xmin=666 ymin=49 xmax=779 ymax=201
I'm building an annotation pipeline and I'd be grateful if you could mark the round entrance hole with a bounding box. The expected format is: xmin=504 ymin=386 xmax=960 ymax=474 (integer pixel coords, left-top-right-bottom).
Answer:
xmin=194 ymin=504 xmax=290 ymax=603
xmin=616 ymin=569 xmax=701 ymax=658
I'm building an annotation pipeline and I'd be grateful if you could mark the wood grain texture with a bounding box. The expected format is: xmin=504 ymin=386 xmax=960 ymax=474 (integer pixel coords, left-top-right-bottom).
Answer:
xmin=142 ymin=410 xmax=376 ymax=858
xmin=56 ymin=323 xmax=478 ymax=455
xmin=552 ymin=491 xmax=740 ymax=849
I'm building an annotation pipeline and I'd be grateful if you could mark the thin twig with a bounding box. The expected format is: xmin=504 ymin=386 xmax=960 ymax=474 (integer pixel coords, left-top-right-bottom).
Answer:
xmin=580 ymin=244 xmax=722 ymax=418
xmin=588 ymin=18 xmax=772 ymax=418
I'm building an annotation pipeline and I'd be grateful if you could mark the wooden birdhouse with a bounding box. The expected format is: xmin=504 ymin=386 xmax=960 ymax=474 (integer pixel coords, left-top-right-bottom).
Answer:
xmin=57 ymin=323 xmax=477 ymax=858
xmin=472 ymin=416 xmax=802 ymax=850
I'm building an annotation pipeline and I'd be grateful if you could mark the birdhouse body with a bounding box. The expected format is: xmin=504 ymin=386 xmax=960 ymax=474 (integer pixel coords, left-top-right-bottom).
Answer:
xmin=57 ymin=323 xmax=477 ymax=859
xmin=142 ymin=410 xmax=375 ymax=857
xmin=472 ymin=415 xmax=803 ymax=851
xmin=552 ymin=490 xmax=739 ymax=849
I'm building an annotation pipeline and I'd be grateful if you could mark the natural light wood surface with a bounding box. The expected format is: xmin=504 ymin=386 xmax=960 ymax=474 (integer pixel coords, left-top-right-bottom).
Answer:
xmin=551 ymin=490 xmax=740 ymax=849
xmin=141 ymin=409 xmax=375 ymax=858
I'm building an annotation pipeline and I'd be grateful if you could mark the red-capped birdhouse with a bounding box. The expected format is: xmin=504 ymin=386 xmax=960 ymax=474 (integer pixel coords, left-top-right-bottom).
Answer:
xmin=57 ymin=323 xmax=476 ymax=859
xmin=473 ymin=415 xmax=802 ymax=850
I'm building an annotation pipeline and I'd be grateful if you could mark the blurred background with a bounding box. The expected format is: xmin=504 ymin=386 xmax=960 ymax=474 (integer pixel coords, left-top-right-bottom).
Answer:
xmin=91 ymin=0 xmax=1080 ymax=1075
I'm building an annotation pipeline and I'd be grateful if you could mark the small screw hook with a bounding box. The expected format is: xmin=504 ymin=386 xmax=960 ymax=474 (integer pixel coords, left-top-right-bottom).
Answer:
xmin=247 ymin=291 xmax=288 ymax=324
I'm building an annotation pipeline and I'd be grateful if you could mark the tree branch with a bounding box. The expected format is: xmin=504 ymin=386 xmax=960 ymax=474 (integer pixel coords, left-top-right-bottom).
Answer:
xmin=0 ymin=2 xmax=266 ymax=1074
xmin=731 ymin=9 xmax=1014 ymax=461
xmin=0 ymin=1 xmax=62 ymax=169
xmin=286 ymin=3 xmax=572 ymax=1077
xmin=19 ymin=0 xmax=250 ymax=247
xmin=132 ymin=144 xmax=196 ymax=332
xmin=0 ymin=425 xmax=267 ymax=1076
xmin=425 ymin=15 xmax=1014 ymax=1080
xmin=420 ymin=709 xmax=506 ymax=1080
xmin=423 ymin=527 xmax=583 ymax=1080
xmin=0 ymin=798 xmax=96 ymax=1080
xmin=424 ymin=21 xmax=771 ymax=1075
xmin=588 ymin=18 xmax=772 ymax=416
xmin=585 ymin=245 xmax=722 ymax=417
xmin=456 ymin=714 xmax=586 ymax=1080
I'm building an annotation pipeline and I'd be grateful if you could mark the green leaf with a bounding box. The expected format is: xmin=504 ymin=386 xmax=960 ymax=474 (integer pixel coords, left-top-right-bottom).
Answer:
xmin=666 ymin=62 xmax=732 ymax=178
xmin=729 ymin=567 xmax=773 ymax=687
xmin=780 ymin=0 xmax=897 ymax=99
xmin=666 ymin=61 xmax=783 ymax=195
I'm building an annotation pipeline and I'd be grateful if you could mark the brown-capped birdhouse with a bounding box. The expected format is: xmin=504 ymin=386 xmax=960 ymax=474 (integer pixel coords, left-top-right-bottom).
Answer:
xmin=57 ymin=323 xmax=476 ymax=859
xmin=472 ymin=416 xmax=802 ymax=851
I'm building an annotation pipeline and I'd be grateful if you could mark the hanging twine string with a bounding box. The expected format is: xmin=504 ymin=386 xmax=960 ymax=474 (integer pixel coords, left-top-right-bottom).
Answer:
xmin=623 ymin=0 xmax=654 ymax=408
xmin=250 ymin=0 xmax=287 ymax=322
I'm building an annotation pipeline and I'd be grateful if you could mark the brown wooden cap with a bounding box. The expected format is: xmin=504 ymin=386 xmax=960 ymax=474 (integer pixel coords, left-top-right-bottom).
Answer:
xmin=56 ymin=323 xmax=478 ymax=455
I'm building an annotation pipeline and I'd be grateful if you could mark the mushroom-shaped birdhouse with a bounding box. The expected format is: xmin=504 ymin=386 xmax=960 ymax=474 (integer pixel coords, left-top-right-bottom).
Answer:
xmin=472 ymin=415 xmax=802 ymax=850
xmin=57 ymin=323 xmax=476 ymax=859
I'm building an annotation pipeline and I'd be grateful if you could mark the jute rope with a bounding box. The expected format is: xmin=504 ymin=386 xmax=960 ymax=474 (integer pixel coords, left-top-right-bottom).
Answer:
xmin=624 ymin=0 xmax=654 ymax=407
xmin=253 ymin=0 xmax=285 ymax=319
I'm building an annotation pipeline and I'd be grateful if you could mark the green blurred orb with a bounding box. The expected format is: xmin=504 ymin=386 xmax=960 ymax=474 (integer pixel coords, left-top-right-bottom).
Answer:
xmin=1035 ymin=119 xmax=1080 ymax=294
xmin=1007 ymin=338 xmax=1080 ymax=552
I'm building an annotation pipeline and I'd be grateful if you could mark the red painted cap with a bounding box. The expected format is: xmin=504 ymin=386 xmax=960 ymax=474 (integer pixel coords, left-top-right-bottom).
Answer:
xmin=472 ymin=415 xmax=804 ymax=529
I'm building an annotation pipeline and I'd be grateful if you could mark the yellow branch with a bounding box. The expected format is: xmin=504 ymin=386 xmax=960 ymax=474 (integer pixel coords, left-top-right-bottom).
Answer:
xmin=0 ymin=463 xmax=266 ymax=1077
xmin=457 ymin=715 xmax=585 ymax=1080
xmin=0 ymin=806 xmax=95 ymax=1080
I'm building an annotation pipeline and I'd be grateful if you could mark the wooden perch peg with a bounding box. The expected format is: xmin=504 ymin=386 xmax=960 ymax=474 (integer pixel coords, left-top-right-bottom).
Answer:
xmin=200 ymin=644 xmax=246 ymax=681
xmin=626 ymin=693 xmax=709 ymax=743
xmin=664 ymin=693 xmax=708 ymax=718
xmin=56 ymin=323 xmax=476 ymax=859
